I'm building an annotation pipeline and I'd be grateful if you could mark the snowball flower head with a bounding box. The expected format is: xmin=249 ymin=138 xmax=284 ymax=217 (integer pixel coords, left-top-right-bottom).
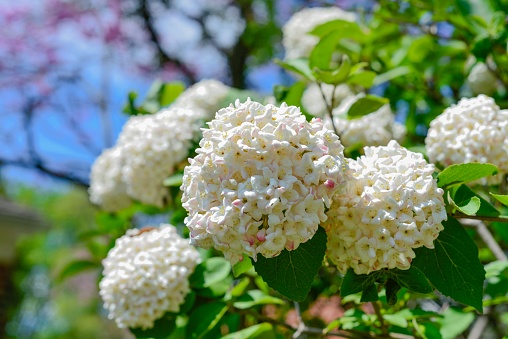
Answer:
xmin=173 ymin=79 xmax=230 ymax=119
xmin=89 ymin=147 xmax=131 ymax=212
xmin=425 ymin=95 xmax=508 ymax=184
xmin=99 ymin=224 xmax=201 ymax=330
xmin=282 ymin=7 xmax=356 ymax=60
xmin=324 ymin=141 xmax=446 ymax=275
xmin=181 ymin=99 xmax=349 ymax=265
xmin=117 ymin=106 xmax=200 ymax=207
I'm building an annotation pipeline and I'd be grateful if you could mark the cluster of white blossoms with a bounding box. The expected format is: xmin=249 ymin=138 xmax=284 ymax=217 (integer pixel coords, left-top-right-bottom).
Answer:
xmin=467 ymin=62 xmax=498 ymax=96
xmin=172 ymin=79 xmax=230 ymax=119
xmin=324 ymin=141 xmax=446 ymax=275
xmin=89 ymin=80 xmax=231 ymax=210
xmin=89 ymin=147 xmax=131 ymax=212
xmin=425 ymin=95 xmax=508 ymax=184
xmin=117 ymin=107 xmax=198 ymax=207
xmin=99 ymin=224 xmax=201 ymax=330
xmin=282 ymin=7 xmax=356 ymax=60
xmin=181 ymin=99 xmax=349 ymax=265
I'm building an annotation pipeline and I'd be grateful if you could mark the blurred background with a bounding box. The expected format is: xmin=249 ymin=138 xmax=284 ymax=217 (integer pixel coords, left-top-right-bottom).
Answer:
xmin=2 ymin=0 xmax=508 ymax=337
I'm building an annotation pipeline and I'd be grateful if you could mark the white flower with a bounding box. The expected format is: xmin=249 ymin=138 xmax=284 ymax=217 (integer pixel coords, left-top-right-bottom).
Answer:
xmin=425 ymin=95 xmax=508 ymax=184
xmin=324 ymin=141 xmax=446 ymax=275
xmin=181 ymin=99 xmax=349 ymax=265
xmin=99 ymin=224 xmax=200 ymax=330
xmin=173 ymin=79 xmax=230 ymax=119
xmin=117 ymin=106 xmax=200 ymax=207
xmin=89 ymin=147 xmax=131 ymax=212
xmin=467 ymin=62 xmax=498 ymax=96
xmin=282 ymin=7 xmax=357 ymax=60
xmin=301 ymin=83 xmax=353 ymax=117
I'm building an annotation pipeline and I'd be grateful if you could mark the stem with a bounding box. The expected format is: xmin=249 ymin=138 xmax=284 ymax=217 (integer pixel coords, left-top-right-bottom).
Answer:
xmin=371 ymin=301 xmax=388 ymax=336
xmin=452 ymin=213 xmax=508 ymax=223
xmin=318 ymin=82 xmax=341 ymax=136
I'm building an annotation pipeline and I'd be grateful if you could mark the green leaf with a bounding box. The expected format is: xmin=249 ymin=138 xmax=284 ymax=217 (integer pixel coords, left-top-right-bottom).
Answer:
xmin=178 ymin=290 xmax=196 ymax=314
xmin=372 ymin=66 xmax=412 ymax=86
xmin=123 ymin=91 xmax=139 ymax=115
xmin=384 ymin=311 xmax=408 ymax=328
xmin=233 ymin=290 xmax=285 ymax=309
xmin=187 ymin=302 xmax=228 ymax=339
xmin=360 ymin=283 xmax=379 ymax=302
xmin=439 ymin=307 xmax=475 ymax=339
xmin=347 ymin=95 xmax=388 ymax=119
xmin=388 ymin=267 xmax=433 ymax=295
xmin=437 ymin=163 xmax=498 ymax=188
xmin=225 ymin=277 xmax=250 ymax=300
xmin=221 ymin=323 xmax=276 ymax=339
xmin=252 ymin=226 xmax=327 ymax=301
xmin=189 ymin=257 xmax=231 ymax=289
xmin=163 ymin=173 xmax=183 ymax=187
xmin=448 ymin=193 xmax=481 ymax=216
xmin=490 ymin=193 xmax=508 ymax=207
xmin=385 ymin=279 xmax=400 ymax=305
xmin=160 ymin=82 xmax=185 ymax=106
xmin=58 ymin=260 xmax=97 ymax=282
xmin=309 ymin=19 xmax=367 ymax=42
xmin=340 ymin=269 xmax=379 ymax=297
xmin=275 ymin=59 xmax=314 ymax=80
xmin=309 ymin=30 xmax=344 ymax=70
xmin=312 ymin=56 xmax=351 ymax=85
xmin=347 ymin=70 xmax=376 ymax=88
xmin=412 ymin=218 xmax=485 ymax=312
xmin=449 ymin=184 xmax=500 ymax=217
xmin=130 ymin=313 xmax=177 ymax=339
xmin=485 ymin=260 xmax=508 ymax=297
xmin=232 ymin=254 xmax=253 ymax=277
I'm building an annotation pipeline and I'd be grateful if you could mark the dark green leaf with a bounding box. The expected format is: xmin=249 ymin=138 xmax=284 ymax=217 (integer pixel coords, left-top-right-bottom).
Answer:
xmin=388 ymin=267 xmax=433 ymax=294
xmin=275 ymin=59 xmax=314 ymax=80
xmin=233 ymin=290 xmax=284 ymax=309
xmin=412 ymin=218 xmax=485 ymax=312
xmin=130 ymin=313 xmax=177 ymax=339
xmin=187 ymin=302 xmax=229 ymax=339
xmin=340 ymin=269 xmax=379 ymax=297
xmin=385 ymin=279 xmax=400 ymax=305
xmin=360 ymin=283 xmax=379 ymax=302
xmin=448 ymin=193 xmax=481 ymax=216
xmin=347 ymin=95 xmax=389 ymax=119
xmin=163 ymin=174 xmax=183 ymax=187
xmin=449 ymin=184 xmax=500 ymax=217
xmin=58 ymin=260 xmax=97 ymax=282
xmin=347 ymin=70 xmax=376 ymax=88
xmin=178 ymin=291 xmax=196 ymax=315
xmin=221 ymin=323 xmax=276 ymax=339
xmin=252 ymin=226 xmax=327 ymax=301
xmin=437 ymin=163 xmax=498 ymax=188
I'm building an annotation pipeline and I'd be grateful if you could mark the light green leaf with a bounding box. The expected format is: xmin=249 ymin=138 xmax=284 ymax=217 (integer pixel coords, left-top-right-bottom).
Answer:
xmin=449 ymin=184 xmax=500 ymax=217
xmin=222 ymin=323 xmax=276 ymax=339
xmin=490 ymin=193 xmax=508 ymax=207
xmin=233 ymin=290 xmax=285 ymax=309
xmin=372 ymin=66 xmax=412 ymax=86
xmin=448 ymin=192 xmax=481 ymax=216
xmin=225 ymin=277 xmax=250 ymax=300
xmin=58 ymin=260 xmax=98 ymax=282
xmin=437 ymin=163 xmax=498 ymax=188
xmin=189 ymin=257 xmax=231 ymax=288
xmin=309 ymin=19 xmax=367 ymax=42
xmin=187 ymin=302 xmax=229 ymax=339
xmin=313 ymin=56 xmax=351 ymax=85
xmin=347 ymin=95 xmax=389 ymax=119
xmin=232 ymin=254 xmax=253 ymax=277
xmin=309 ymin=30 xmax=344 ymax=70
xmin=412 ymin=218 xmax=485 ymax=312
xmin=163 ymin=173 xmax=183 ymax=187
xmin=347 ymin=70 xmax=376 ymax=88
xmin=252 ymin=227 xmax=327 ymax=301
xmin=275 ymin=59 xmax=314 ymax=80
xmin=159 ymin=82 xmax=185 ymax=106
xmin=384 ymin=312 xmax=408 ymax=328
xmin=440 ymin=307 xmax=475 ymax=339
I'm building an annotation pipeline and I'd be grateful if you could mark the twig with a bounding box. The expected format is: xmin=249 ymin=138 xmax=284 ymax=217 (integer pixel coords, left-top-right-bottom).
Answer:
xmin=467 ymin=308 xmax=490 ymax=339
xmin=292 ymin=301 xmax=305 ymax=338
xmin=452 ymin=213 xmax=508 ymax=223
xmin=318 ymin=82 xmax=341 ymax=136
xmin=372 ymin=301 xmax=389 ymax=336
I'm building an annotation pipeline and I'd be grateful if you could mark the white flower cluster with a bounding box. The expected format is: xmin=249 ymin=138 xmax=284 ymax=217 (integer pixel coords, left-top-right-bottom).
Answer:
xmin=181 ymin=99 xmax=349 ymax=265
xmin=467 ymin=62 xmax=498 ymax=96
xmin=425 ymin=95 xmax=508 ymax=184
xmin=89 ymin=147 xmax=131 ymax=212
xmin=324 ymin=141 xmax=446 ymax=275
xmin=117 ymin=107 xmax=198 ymax=207
xmin=99 ymin=224 xmax=201 ymax=330
xmin=282 ymin=7 xmax=356 ymax=60
xmin=173 ymin=79 xmax=230 ymax=119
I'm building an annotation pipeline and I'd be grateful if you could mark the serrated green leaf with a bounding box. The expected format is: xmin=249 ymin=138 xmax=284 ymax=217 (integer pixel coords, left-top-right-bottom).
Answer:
xmin=252 ymin=227 xmax=327 ymax=301
xmin=232 ymin=254 xmax=253 ymax=277
xmin=275 ymin=58 xmax=314 ymax=80
xmin=412 ymin=218 xmax=485 ymax=312
xmin=340 ymin=269 xmax=380 ymax=297
xmin=449 ymin=184 xmax=500 ymax=217
xmin=130 ymin=313 xmax=177 ymax=339
xmin=347 ymin=95 xmax=389 ymax=119
xmin=163 ymin=173 xmax=183 ymax=187
xmin=189 ymin=257 xmax=231 ymax=288
xmin=440 ymin=307 xmax=475 ymax=339
xmin=233 ymin=290 xmax=285 ymax=309
xmin=58 ymin=260 xmax=98 ymax=282
xmin=372 ymin=66 xmax=412 ymax=86
xmin=187 ymin=302 xmax=228 ymax=339
xmin=490 ymin=193 xmax=508 ymax=207
xmin=347 ymin=70 xmax=376 ymax=88
xmin=437 ymin=163 xmax=498 ymax=188
xmin=221 ymin=323 xmax=276 ymax=339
